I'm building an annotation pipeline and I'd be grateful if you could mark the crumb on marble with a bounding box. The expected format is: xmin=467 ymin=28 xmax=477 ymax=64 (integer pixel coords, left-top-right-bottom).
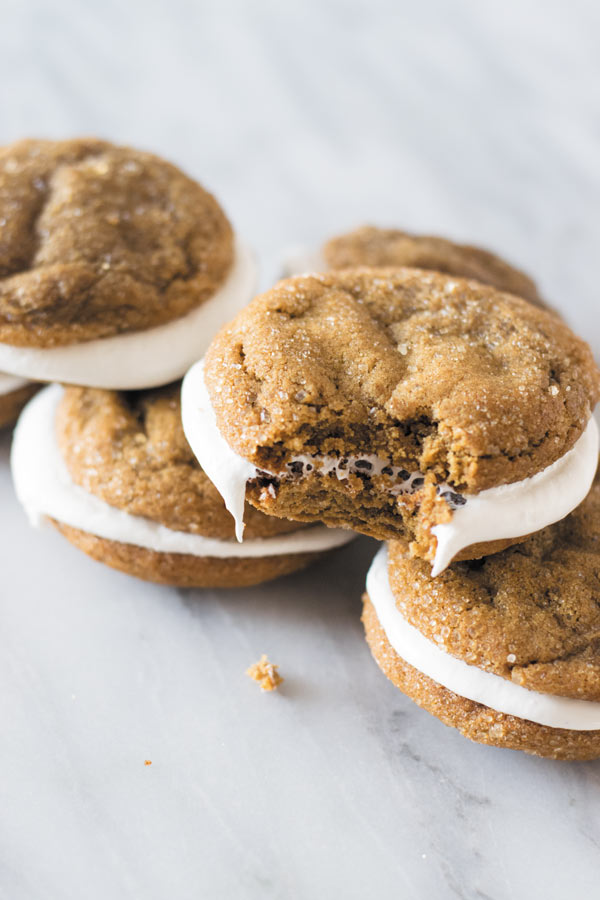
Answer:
xmin=246 ymin=654 xmax=283 ymax=692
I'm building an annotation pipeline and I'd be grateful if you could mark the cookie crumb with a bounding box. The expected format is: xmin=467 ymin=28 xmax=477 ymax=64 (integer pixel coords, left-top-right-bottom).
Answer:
xmin=246 ymin=654 xmax=283 ymax=692
xmin=144 ymin=760 xmax=152 ymax=766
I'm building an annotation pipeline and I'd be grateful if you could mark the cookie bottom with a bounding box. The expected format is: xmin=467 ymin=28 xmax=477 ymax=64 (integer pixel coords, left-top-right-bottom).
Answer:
xmin=0 ymin=384 xmax=39 ymax=429
xmin=52 ymin=520 xmax=323 ymax=588
xmin=362 ymin=595 xmax=600 ymax=760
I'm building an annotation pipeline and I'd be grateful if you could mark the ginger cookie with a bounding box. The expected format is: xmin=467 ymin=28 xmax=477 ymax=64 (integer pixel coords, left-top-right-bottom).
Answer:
xmin=0 ymin=138 xmax=256 ymax=389
xmin=321 ymin=225 xmax=544 ymax=306
xmin=363 ymin=469 xmax=600 ymax=759
xmin=11 ymin=384 xmax=354 ymax=588
xmin=183 ymin=268 xmax=599 ymax=572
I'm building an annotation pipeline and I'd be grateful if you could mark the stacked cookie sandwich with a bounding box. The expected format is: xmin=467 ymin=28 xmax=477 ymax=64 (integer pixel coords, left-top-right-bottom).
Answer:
xmin=8 ymin=139 xmax=354 ymax=585
xmin=363 ymin=492 xmax=600 ymax=760
xmin=7 ymin=138 xmax=600 ymax=758
xmin=0 ymin=137 xmax=254 ymax=391
xmin=182 ymin=241 xmax=600 ymax=758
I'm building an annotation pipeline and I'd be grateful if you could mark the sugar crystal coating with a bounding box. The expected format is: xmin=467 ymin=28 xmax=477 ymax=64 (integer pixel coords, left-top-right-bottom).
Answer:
xmin=56 ymin=383 xmax=301 ymax=540
xmin=387 ymin=458 xmax=600 ymax=702
xmin=203 ymin=267 xmax=599 ymax=554
xmin=0 ymin=138 xmax=233 ymax=347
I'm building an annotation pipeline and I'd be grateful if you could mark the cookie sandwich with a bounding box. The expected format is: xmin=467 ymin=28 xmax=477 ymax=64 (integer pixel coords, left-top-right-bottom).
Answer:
xmin=182 ymin=268 xmax=599 ymax=573
xmin=362 ymin=465 xmax=600 ymax=760
xmin=0 ymin=138 xmax=256 ymax=389
xmin=11 ymin=383 xmax=354 ymax=587
xmin=284 ymin=225 xmax=544 ymax=307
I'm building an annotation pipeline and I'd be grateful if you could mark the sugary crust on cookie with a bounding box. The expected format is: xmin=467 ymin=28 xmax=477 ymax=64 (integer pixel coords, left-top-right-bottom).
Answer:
xmin=52 ymin=521 xmax=322 ymax=588
xmin=323 ymin=226 xmax=543 ymax=306
xmin=362 ymin=595 xmax=600 ymax=760
xmin=56 ymin=384 xmax=299 ymax=540
xmin=0 ymin=382 xmax=39 ymax=428
xmin=387 ymin=461 xmax=600 ymax=701
xmin=205 ymin=268 xmax=599 ymax=494
xmin=0 ymin=138 xmax=233 ymax=348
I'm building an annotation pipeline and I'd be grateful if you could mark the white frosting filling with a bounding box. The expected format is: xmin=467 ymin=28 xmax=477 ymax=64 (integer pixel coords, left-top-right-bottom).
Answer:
xmin=11 ymin=385 xmax=355 ymax=559
xmin=181 ymin=360 xmax=450 ymax=542
xmin=431 ymin=416 xmax=599 ymax=575
xmin=0 ymin=372 xmax=30 ymax=396
xmin=0 ymin=240 xmax=257 ymax=390
xmin=182 ymin=359 xmax=257 ymax=541
xmin=282 ymin=454 xmax=463 ymax=506
xmin=367 ymin=546 xmax=600 ymax=731
xmin=181 ymin=358 xmax=599 ymax=571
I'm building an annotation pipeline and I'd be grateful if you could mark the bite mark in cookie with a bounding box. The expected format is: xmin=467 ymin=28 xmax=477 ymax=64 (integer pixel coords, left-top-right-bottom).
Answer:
xmin=185 ymin=268 xmax=599 ymax=568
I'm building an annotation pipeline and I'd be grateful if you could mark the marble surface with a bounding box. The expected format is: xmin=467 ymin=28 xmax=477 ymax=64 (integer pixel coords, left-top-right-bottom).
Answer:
xmin=2 ymin=0 xmax=600 ymax=896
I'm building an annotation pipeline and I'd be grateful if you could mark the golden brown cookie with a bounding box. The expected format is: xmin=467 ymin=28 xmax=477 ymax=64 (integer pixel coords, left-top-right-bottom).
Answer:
xmin=56 ymin=384 xmax=300 ymax=541
xmin=386 ymin=467 xmax=600 ymax=700
xmin=323 ymin=225 xmax=544 ymax=306
xmin=362 ymin=469 xmax=600 ymax=759
xmin=362 ymin=597 xmax=600 ymax=760
xmin=52 ymin=521 xmax=321 ymax=588
xmin=200 ymin=268 xmax=599 ymax=563
xmin=11 ymin=383 xmax=353 ymax=588
xmin=0 ymin=381 xmax=39 ymax=428
xmin=0 ymin=138 xmax=233 ymax=348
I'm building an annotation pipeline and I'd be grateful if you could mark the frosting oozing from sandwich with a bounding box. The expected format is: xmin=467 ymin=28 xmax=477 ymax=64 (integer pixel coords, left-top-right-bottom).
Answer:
xmin=181 ymin=358 xmax=598 ymax=573
xmin=11 ymin=385 xmax=356 ymax=559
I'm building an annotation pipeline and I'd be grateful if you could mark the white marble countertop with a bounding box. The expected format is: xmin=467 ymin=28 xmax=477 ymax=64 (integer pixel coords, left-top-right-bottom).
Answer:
xmin=2 ymin=1 xmax=600 ymax=897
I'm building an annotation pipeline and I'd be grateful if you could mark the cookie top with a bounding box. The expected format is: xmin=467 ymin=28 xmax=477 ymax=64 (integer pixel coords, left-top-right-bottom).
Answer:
xmin=387 ymin=459 xmax=600 ymax=701
xmin=0 ymin=138 xmax=233 ymax=348
xmin=56 ymin=383 xmax=299 ymax=540
xmin=204 ymin=269 xmax=599 ymax=493
xmin=324 ymin=225 xmax=543 ymax=306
